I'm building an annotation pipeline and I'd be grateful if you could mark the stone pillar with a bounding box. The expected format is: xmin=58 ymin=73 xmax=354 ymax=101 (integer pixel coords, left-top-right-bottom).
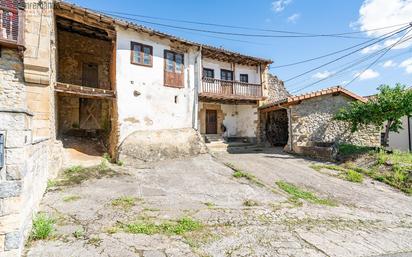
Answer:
xmin=0 ymin=109 xmax=33 ymax=257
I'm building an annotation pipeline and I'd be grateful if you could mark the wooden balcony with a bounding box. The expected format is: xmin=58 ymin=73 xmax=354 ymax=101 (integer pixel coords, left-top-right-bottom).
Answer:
xmin=55 ymin=82 xmax=116 ymax=99
xmin=200 ymin=77 xmax=263 ymax=101
xmin=0 ymin=1 xmax=24 ymax=48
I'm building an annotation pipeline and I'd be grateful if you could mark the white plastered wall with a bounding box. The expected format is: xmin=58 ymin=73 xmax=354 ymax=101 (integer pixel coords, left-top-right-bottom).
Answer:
xmin=387 ymin=116 xmax=411 ymax=152
xmin=221 ymin=104 xmax=257 ymax=138
xmin=116 ymin=27 xmax=198 ymax=143
xmin=202 ymin=58 xmax=261 ymax=83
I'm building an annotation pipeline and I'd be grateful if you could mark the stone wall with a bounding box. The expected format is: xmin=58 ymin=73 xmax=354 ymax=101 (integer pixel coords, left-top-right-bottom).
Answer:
xmin=288 ymin=94 xmax=381 ymax=150
xmin=266 ymin=73 xmax=290 ymax=103
xmin=0 ymin=49 xmax=25 ymax=109
xmin=0 ymin=110 xmax=62 ymax=257
xmin=57 ymin=30 xmax=112 ymax=88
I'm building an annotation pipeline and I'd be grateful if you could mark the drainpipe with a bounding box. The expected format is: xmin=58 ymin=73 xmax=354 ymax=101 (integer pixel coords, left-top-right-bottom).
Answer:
xmin=408 ymin=116 xmax=411 ymax=152
xmin=277 ymin=104 xmax=293 ymax=152
xmin=192 ymin=45 xmax=202 ymax=130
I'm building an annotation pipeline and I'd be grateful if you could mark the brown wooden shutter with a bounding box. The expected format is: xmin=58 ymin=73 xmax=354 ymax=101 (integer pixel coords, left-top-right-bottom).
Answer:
xmin=164 ymin=50 xmax=184 ymax=88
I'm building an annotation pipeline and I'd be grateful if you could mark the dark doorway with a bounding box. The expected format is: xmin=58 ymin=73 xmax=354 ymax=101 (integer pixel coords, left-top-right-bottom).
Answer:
xmin=206 ymin=110 xmax=218 ymax=134
xmin=82 ymin=63 xmax=99 ymax=88
xmin=265 ymin=109 xmax=289 ymax=146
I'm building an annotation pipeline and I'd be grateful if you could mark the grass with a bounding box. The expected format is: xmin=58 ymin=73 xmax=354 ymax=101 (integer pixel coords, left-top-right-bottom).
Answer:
xmin=340 ymin=149 xmax=412 ymax=194
xmin=50 ymin=164 xmax=117 ymax=187
xmin=111 ymin=196 xmax=137 ymax=209
xmin=122 ymin=217 xmax=202 ymax=235
xmin=203 ymin=202 xmax=215 ymax=208
xmin=243 ymin=199 xmax=259 ymax=207
xmin=30 ymin=213 xmax=54 ymax=240
xmin=225 ymin=163 xmax=264 ymax=187
xmin=276 ymin=181 xmax=337 ymax=206
xmin=63 ymin=195 xmax=81 ymax=202
xmin=309 ymin=164 xmax=346 ymax=172
xmin=73 ymin=229 xmax=84 ymax=239
xmin=345 ymin=169 xmax=364 ymax=183
xmin=338 ymin=144 xmax=375 ymax=156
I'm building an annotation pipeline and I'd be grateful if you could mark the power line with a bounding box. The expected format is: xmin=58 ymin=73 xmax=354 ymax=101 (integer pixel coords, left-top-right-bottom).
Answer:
xmin=343 ymin=28 xmax=412 ymax=88
xmin=99 ymin=10 xmax=369 ymax=39
xmin=284 ymin=25 xmax=411 ymax=82
xmin=270 ymin=28 xmax=406 ymax=68
xmin=288 ymin=41 xmax=412 ymax=91
xmin=289 ymin=46 xmax=411 ymax=92
xmin=290 ymin=34 xmax=412 ymax=93
xmin=100 ymin=9 xmax=409 ymax=38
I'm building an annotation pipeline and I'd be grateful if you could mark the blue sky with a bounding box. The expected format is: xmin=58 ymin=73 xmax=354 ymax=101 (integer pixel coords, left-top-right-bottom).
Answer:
xmin=68 ymin=0 xmax=412 ymax=96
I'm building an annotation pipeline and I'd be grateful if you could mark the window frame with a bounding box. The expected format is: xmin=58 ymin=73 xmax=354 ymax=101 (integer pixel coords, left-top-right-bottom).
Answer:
xmin=164 ymin=50 xmax=185 ymax=88
xmin=220 ymin=69 xmax=233 ymax=81
xmin=130 ymin=41 xmax=153 ymax=67
xmin=203 ymin=68 xmax=214 ymax=79
xmin=239 ymin=74 xmax=249 ymax=83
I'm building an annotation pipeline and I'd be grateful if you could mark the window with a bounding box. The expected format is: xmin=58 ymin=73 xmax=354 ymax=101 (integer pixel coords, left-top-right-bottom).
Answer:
xmin=164 ymin=50 xmax=184 ymax=88
xmin=131 ymin=42 xmax=153 ymax=67
xmin=221 ymin=69 xmax=233 ymax=81
xmin=240 ymin=74 xmax=249 ymax=83
xmin=203 ymin=68 xmax=214 ymax=79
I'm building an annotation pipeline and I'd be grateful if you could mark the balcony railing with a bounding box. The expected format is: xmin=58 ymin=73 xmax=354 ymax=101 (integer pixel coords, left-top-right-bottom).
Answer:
xmin=200 ymin=77 xmax=263 ymax=100
xmin=0 ymin=0 xmax=24 ymax=47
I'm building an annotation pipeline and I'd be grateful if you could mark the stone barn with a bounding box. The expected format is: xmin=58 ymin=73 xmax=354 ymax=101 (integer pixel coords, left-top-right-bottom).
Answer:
xmin=260 ymin=86 xmax=381 ymax=158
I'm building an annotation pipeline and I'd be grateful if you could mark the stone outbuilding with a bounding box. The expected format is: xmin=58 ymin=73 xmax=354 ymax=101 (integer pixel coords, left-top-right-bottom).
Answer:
xmin=260 ymin=86 xmax=381 ymax=158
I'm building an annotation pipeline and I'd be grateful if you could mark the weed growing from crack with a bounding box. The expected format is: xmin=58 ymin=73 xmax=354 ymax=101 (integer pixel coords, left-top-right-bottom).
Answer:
xmin=276 ymin=181 xmax=337 ymax=206
xmin=225 ymin=163 xmax=264 ymax=187
xmin=243 ymin=199 xmax=259 ymax=207
xmin=63 ymin=195 xmax=81 ymax=202
xmin=122 ymin=217 xmax=202 ymax=235
xmin=111 ymin=196 xmax=138 ymax=210
xmin=30 ymin=213 xmax=55 ymax=240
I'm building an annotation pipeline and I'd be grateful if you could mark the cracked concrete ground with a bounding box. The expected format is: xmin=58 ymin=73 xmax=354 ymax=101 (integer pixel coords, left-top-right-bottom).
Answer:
xmin=24 ymin=148 xmax=412 ymax=257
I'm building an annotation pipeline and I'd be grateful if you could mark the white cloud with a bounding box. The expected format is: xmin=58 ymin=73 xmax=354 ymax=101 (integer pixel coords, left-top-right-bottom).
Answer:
xmin=355 ymin=69 xmax=380 ymax=80
xmin=272 ymin=0 xmax=292 ymax=12
xmin=382 ymin=60 xmax=397 ymax=68
xmin=399 ymin=58 xmax=412 ymax=73
xmin=312 ymin=71 xmax=333 ymax=79
xmin=287 ymin=13 xmax=300 ymax=23
xmin=360 ymin=44 xmax=382 ymax=54
xmin=384 ymin=37 xmax=412 ymax=49
xmin=357 ymin=0 xmax=412 ymax=37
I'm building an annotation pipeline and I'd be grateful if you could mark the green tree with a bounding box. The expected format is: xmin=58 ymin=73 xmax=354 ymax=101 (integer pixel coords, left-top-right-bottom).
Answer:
xmin=335 ymin=84 xmax=412 ymax=146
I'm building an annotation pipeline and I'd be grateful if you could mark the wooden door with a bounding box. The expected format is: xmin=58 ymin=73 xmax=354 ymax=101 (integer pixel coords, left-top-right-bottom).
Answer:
xmin=82 ymin=63 xmax=98 ymax=88
xmin=206 ymin=110 xmax=217 ymax=134
xmin=79 ymin=98 xmax=102 ymax=130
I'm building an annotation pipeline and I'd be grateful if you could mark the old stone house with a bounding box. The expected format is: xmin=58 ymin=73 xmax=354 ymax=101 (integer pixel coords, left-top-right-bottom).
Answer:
xmin=260 ymin=86 xmax=381 ymax=158
xmin=0 ymin=1 xmax=384 ymax=256
xmin=0 ymin=1 xmax=274 ymax=255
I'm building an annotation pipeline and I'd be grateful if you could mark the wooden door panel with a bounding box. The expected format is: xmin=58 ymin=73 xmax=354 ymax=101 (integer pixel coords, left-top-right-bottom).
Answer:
xmin=206 ymin=110 xmax=217 ymax=134
xmin=82 ymin=63 xmax=98 ymax=88
xmin=79 ymin=98 xmax=102 ymax=130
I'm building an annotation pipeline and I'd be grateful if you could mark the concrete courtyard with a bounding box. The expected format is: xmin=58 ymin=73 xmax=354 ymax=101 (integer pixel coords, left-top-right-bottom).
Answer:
xmin=24 ymin=148 xmax=412 ymax=257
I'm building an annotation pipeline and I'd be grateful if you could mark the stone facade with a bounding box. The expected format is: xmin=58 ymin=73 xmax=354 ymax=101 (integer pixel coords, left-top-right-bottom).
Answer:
xmin=266 ymin=73 xmax=290 ymax=103
xmin=0 ymin=2 xmax=63 ymax=256
xmin=0 ymin=49 xmax=25 ymax=109
xmin=57 ymin=30 xmax=112 ymax=88
xmin=288 ymin=94 xmax=380 ymax=150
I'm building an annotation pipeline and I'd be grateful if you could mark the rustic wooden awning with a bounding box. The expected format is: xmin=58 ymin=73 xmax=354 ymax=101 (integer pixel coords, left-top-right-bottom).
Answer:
xmin=54 ymin=82 xmax=115 ymax=99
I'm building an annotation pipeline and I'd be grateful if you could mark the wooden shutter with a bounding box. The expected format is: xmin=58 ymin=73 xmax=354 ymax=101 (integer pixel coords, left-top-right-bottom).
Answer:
xmin=164 ymin=50 xmax=184 ymax=88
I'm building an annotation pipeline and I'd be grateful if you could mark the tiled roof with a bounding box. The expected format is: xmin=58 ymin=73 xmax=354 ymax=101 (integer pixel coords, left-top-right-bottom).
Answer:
xmin=260 ymin=86 xmax=367 ymax=111
xmin=55 ymin=1 xmax=273 ymax=64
